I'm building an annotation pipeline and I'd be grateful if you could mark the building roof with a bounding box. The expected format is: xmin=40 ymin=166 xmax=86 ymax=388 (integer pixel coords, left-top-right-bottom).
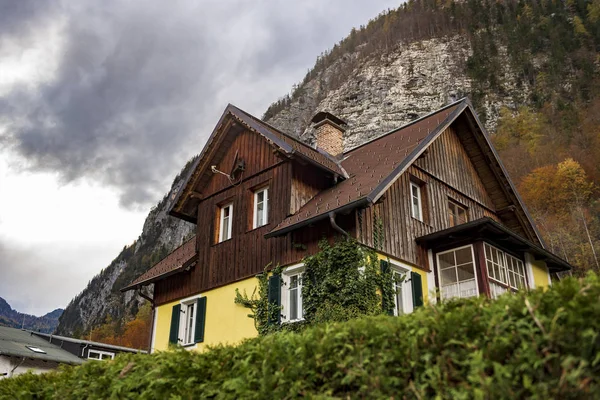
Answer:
xmin=121 ymin=236 xmax=197 ymax=292
xmin=266 ymin=99 xmax=465 ymax=237
xmin=169 ymin=104 xmax=348 ymax=223
xmin=31 ymin=332 xmax=147 ymax=354
xmin=0 ymin=326 xmax=83 ymax=365
xmin=415 ymin=217 xmax=571 ymax=272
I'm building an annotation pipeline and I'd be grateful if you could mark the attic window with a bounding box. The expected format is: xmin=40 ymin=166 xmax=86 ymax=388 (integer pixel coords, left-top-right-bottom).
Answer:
xmin=26 ymin=346 xmax=46 ymax=354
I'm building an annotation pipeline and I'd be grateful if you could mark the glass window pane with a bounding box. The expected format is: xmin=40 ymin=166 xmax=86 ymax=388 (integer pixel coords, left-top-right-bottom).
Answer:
xmin=438 ymin=252 xmax=455 ymax=269
xmin=457 ymin=263 xmax=475 ymax=281
xmin=89 ymin=352 xmax=100 ymax=359
xmin=440 ymin=267 xmax=457 ymax=285
xmin=458 ymin=279 xmax=477 ymax=298
xmin=290 ymin=287 xmax=298 ymax=320
xmin=455 ymin=248 xmax=472 ymax=265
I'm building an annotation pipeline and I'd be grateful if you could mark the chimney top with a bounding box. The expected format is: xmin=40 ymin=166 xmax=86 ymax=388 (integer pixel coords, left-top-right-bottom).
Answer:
xmin=311 ymin=111 xmax=347 ymax=129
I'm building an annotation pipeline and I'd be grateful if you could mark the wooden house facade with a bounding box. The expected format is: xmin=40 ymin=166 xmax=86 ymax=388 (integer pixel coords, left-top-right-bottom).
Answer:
xmin=122 ymin=99 xmax=570 ymax=353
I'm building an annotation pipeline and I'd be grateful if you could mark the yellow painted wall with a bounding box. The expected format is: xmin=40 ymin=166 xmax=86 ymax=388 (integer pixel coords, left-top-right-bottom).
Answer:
xmin=531 ymin=259 xmax=551 ymax=289
xmin=153 ymin=277 xmax=258 ymax=353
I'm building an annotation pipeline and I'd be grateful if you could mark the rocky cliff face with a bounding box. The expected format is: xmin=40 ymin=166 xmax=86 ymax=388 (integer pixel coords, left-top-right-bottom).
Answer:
xmin=265 ymin=35 xmax=527 ymax=150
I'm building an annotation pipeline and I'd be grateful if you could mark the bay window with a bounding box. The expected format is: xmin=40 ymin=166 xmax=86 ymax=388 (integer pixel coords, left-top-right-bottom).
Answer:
xmin=484 ymin=243 xmax=528 ymax=298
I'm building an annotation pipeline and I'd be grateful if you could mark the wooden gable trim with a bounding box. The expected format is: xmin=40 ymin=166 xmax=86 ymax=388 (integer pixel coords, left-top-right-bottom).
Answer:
xmin=460 ymin=100 xmax=544 ymax=247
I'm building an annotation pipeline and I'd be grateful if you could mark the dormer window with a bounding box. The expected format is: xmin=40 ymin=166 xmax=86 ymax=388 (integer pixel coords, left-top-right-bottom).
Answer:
xmin=219 ymin=203 xmax=233 ymax=242
xmin=253 ymin=187 xmax=269 ymax=228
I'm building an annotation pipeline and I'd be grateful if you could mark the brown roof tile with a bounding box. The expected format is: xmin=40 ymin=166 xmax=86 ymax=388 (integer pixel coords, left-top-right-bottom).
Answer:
xmin=266 ymin=101 xmax=465 ymax=237
xmin=121 ymin=237 xmax=197 ymax=291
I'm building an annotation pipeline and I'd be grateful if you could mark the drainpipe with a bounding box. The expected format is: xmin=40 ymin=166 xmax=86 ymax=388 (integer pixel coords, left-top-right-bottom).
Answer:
xmin=329 ymin=212 xmax=349 ymax=237
xmin=10 ymin=357 xmax=26 ymax=377
xmin=81 ymin=343 xmax=90 ymax=358
xmin=137 ymin=287 xmax=155 ymax=354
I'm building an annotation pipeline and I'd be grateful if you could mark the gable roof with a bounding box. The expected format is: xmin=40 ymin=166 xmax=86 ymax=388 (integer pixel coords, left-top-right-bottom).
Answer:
xmin=266 ymin=99 xmax=465 ymax=237
xmin=121 ymin=236 xmax=197 ymax=292
xmin=266 ymin=98 xmax=544 ymax=247
xmin=0 ymin=326 xmax=83 ymax=365
xmin=169 ymin=104 xmax=348 ymax=223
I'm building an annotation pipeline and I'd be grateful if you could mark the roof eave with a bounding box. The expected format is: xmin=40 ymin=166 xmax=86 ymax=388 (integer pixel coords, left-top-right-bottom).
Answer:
xmin=265 ymin=197 xmax=370 ymax=238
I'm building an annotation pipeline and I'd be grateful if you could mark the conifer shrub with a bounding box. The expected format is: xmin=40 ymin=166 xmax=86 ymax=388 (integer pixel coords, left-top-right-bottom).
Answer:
xmin=2 ymin=274 xmax=600 ymax=399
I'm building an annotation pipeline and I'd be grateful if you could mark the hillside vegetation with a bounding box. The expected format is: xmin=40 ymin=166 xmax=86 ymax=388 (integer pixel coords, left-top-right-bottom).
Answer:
xmin=2 ymin=274 xmax=599 ymax=399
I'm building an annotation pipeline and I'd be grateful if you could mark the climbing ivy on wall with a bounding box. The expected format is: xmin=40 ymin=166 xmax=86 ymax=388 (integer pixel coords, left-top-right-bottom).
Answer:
xmin=235 ymin=238 xmax=397 ymax=335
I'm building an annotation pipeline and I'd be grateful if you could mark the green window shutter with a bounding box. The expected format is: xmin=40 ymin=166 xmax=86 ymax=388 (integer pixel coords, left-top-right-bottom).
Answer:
xmin=411 ymin=271 xmax=424 ymax=308
xmin=169 ymin=304 xmax=181 ymax=345
xmin=194 ymin=297 xmax=207 ymax=343
xmin=380 ymin=260 xmax=394 ymax=315
xmin=267 ymin=274 xmax=281 ymax=325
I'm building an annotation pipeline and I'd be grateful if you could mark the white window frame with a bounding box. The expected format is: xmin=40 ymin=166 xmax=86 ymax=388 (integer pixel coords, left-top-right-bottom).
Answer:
xmin=219 ymin=203 xmax=233 ymax=242
xmin=88 ymin=349 xmax=115 ymax=361
xmin=180 ymin=300 xmax=196 ymax=346
xmin=484 ymin=243 xmax=528 ymax=293
xmin=281 ymin=263 xmax=305 ymax=323
xmin=253 ymin=187 xmax=269 ymax=229
xmin=389 ymin=261 xmax=414 ymax=316
xmin=410 ymin=182 xmax=423 ymax=221
xmin=436 ymin=245 xmax=479 ymax=300
xmin=448 ymin=199 xmax=468 ymax=227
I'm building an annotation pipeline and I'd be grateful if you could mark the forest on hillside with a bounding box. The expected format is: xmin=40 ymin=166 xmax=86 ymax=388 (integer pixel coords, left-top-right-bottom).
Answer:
xmin=265 ymin=0 xmax=600 ymax=275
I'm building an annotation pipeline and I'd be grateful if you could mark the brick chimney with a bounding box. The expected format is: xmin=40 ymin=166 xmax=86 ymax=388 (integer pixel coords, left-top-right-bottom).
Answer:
xmin=311 ymin=111 xmax=347 ymax=158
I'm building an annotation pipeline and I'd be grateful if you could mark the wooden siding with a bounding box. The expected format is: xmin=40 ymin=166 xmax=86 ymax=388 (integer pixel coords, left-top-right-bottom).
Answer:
xmin=290 ymin=163 xmax=332 ymax=215
xmin=154 ymin=132 xmax=346 ymax=306
xmin=414 ymin=126 xmax=495 ymax=210
xmin=357 ymin=125 xmax=502 ymax=269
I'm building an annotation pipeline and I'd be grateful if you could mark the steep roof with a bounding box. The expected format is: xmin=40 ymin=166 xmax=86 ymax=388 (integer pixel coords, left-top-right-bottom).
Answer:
xmin=121 ymin=236 xmax=197 ymax=292
xmin=266 ymin=99 xmax=465 ymax=237
xmin=169 ymin=104 xmax=347 ymax=223
xmin=267 ymin=98 xmax=543 ymax=247
xmin=0 ymin=326 xmax=83 ymax=365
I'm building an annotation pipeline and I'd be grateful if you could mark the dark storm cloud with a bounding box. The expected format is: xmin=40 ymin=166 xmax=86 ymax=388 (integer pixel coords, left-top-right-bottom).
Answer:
xmin=0 ymin=0 xmax=397 ymax=208
xmin=0 ymin=0 xmax=59 ymax=38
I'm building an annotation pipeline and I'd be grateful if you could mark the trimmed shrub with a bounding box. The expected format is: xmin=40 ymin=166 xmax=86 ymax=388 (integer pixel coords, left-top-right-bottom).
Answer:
xmin=2 ymin=274 xmax=600 ymax=399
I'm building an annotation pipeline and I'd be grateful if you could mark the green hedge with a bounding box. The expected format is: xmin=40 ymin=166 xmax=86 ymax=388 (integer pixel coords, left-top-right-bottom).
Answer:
xmin=2 ymin=274 xmax=600 ymax=399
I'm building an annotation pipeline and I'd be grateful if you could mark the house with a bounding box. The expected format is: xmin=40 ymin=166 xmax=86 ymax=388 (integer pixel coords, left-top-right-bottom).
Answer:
xmin=31 ymin=332 xmax=147 ymax=361
xmin=122 ymin=98 xmax=571 ymax=353
xmin=0 ymin=326 xmax=82 ymax=379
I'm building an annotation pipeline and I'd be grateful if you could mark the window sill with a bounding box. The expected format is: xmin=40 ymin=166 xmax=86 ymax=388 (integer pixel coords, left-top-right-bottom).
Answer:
xmin=182 ymin=343 xmax=197 ymax=348
xmin=247 ymin=223 xmax=271 ymax=233
xmin=282 ymin=318 xmax=305 ymax=324
xmin=212 ymin=238 xmax=232 ymax=247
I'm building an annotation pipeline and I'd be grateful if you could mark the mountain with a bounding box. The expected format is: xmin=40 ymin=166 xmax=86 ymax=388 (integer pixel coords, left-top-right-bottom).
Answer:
xmin=0 ymin=297 xmax=63 ymax=333
xmin=56 ymin=0 xmax=600 ymax=336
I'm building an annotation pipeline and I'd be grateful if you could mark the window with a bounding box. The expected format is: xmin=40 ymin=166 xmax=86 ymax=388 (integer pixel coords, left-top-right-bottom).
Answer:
xmin=410 ymin=182 xmax=423 ymax=221
xmin=253 ymin=187 xmax=269 ymax=228
xmin=26 ymin=346 xmax=45 ymax=354
xmin=448 ymin=199 xmax=468 ymax=227
xmin=182 ymin=302 xmax=195 ymax=345
xmin=392 ymin=269 xmax=413 ymax=315
xmin=88 ymin=349 xmax=115 ymax=361
xmin=219 ymin=203 xmax=233 ymax=242
xmin=281 ymin=265 xmax=304 ymax=322
xmin=169 ymin=297 xmax=207 ymax=347
xmin=484 ymin=243 xmax=528 ymax=298
xmin=437 ymin=245 xmax=478 ymax=300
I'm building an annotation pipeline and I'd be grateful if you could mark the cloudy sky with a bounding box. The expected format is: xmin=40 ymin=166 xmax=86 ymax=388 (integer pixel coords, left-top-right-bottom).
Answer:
xmin=0 ymin=0 xmax=399 ymax=315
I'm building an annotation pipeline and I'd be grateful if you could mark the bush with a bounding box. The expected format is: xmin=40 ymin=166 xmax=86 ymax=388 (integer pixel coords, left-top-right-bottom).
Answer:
xmin=2 ymin=274 xmax=600 ymax=399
